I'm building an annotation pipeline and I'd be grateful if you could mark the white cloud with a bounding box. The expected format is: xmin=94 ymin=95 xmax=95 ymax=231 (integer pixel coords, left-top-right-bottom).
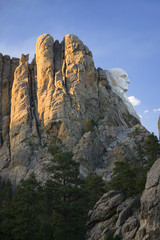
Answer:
xmin=138 ymin=115 xmax=142 ymax=119
xmin=153 ymin=108 xmax=160 ymax=112
xmin=144 ymin=110 xmax=149 ymax=113
xmin=128 ymin=96 xmax=141 ymax=106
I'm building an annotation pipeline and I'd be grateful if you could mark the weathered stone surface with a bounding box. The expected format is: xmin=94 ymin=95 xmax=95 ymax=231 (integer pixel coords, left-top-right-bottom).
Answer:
xmin=86 ymin=191 xmax=140 ymax=240
xmin=135 ymin=158 xmax=160 ymax=240
xmin=36 ymin=33 xmax=55 ymax=126
xmin=0 ymin=33 xmax=149 ymax=186
xmin=87 ymin=158 xmax=160 ymax=240
xmin=10 ymin=54 xmax=33 ymax=168
xmin=0 ymin=54 xmax=19 ymax=178
xmin=2 ymin=35 xmax=159 ymax=237
xmin=74 ymin=123 xmax=149 ymax=180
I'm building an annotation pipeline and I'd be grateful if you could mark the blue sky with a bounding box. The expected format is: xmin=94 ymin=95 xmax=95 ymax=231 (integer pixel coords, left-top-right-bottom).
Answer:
xmin=1 ymin=0 xmax=160 ymax=136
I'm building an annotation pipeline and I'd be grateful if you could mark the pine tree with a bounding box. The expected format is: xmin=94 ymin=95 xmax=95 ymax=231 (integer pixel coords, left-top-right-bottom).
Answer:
xmin=7 ymin=173 xmax=45 ymax=240
xmin=83 ymin=174 xmax=105 ymax=210
xmin=144 ymin=133 xmax=160 ymax=168
xmin=0 ymin=178 xmax=13 ymax=240
xmin=136 ymin=144 xmax=145 ymax=166
xmin=109 ymin=161 xmax=145 ymax=197
xmin=45 ymin=151 xmax=85 ymax=240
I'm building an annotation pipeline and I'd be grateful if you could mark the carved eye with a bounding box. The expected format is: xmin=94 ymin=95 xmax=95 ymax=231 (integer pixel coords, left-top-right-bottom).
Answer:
xmin=121 ymin=74 xmax=127 ymax=78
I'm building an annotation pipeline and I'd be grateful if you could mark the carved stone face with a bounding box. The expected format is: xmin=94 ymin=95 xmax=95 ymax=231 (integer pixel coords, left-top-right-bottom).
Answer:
xmin=109 ymin=68 xmax=130 ymax=93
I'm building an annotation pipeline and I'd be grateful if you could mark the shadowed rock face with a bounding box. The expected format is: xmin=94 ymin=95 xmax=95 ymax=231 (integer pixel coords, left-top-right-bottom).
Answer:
xmin=135 ymin=158 xmax=160 ymax=240
xmin=86 ymin=190 xmax=140 ymax=240
xmin=0 ymin=34 xmax=148 ymax=184
xmin=86 ymin=158 xmax=160 ymax=240
xmin=0 ymin=54 xmax=19 ymax=181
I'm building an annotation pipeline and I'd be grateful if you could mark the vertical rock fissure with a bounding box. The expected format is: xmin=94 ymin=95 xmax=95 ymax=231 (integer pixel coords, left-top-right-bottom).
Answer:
xmin=53 ymin=40 xmax=63 ymax=76
xmin=62 ymin=39 xmax=68 ymax=94
xmin=28 ymin=65 xmax=41 ymax=145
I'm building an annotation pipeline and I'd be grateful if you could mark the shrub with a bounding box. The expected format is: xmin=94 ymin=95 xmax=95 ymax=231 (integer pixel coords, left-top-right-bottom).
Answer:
xmin=84 ymin=118 xmax=96 ymax=132
xmin=105 ymin=231 xmax=121 ymax=240
xmin=48 ymin=143 xmax=61 ymax=155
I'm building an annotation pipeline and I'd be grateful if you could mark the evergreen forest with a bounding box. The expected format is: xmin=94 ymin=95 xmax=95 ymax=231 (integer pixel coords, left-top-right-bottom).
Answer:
xmin=0 ymin=133 xmax=160 ymax=240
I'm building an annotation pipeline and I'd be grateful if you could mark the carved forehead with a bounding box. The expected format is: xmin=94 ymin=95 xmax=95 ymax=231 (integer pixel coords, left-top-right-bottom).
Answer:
xmin=109 ymin=68 xmax=128 ymax=78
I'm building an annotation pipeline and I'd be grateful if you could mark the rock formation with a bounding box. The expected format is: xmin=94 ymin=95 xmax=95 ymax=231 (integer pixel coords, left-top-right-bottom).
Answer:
xmin=0 ymin=54 xmax=19 ymax=179
xmin=0 ymin=34 xmax=149 ymax=185
xmin=86 ymin=191 xmax=140 ymax=240
xmin=135 ymin=158 xmax=160 ymax=240
xmin=4 ymin=33 xmax=160 ymax=239
xmin=86 ymin=158 xmax=160 ymax=240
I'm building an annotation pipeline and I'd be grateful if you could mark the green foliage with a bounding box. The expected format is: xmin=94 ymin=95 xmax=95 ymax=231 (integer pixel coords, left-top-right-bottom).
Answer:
xmin=7 ymin=173 xmax=44 ymax=240
xmin=48 ymin=143 xmax=61 ymax=155
xmin=109 ymin=133 xmax=160 ymax=197
xmin=109 ymin=161 xmax=146 ymax=197
xmin=45 ymin=151 xmax=85 ymax=240
xmin=105 ymin=231 xmax=122 ymax=240
xmin=0 ymin=151 xmax=106 ymax=240
xmin=0 ymin=178 xmax=12 ymax=239
xmin=144 ymin=133 xmax=160 ymax=169
xmin=83 ymin=174 xmax=105 ymax=210
xmin=134 ymin=127 xmax=140 ymax=135
xmin=1 ymin=132 xmax=159 ymax=239
xmin=84 ymin=118 xmax=96 ymax=132
xmin=41 ymin=140 xmax=48 ymax=149
xmin=136 ymin=144 xmax=145 ymax=166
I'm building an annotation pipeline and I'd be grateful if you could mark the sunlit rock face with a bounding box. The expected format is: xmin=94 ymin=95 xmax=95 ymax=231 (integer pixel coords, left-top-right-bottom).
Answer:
xmin=10 ymin=54 xmax=32 ymax=168
xmin=105 ymin=68 xmax=140 ymax=121
xmin=0 ymin=33 xmax=149 ymax=185
xmin=36 ymin=34 xmax=55 ymax=126
xmin=36 ymin=33 xmax=99 ymax=148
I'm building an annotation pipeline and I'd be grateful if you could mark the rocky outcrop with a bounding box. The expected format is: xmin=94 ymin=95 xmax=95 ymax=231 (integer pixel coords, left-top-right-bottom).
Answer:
xmin=3 ymin=33 xmax=160 ymax=238
xmin=86 ymin=158 xmax=160 ymax=240
xmin=0 ymin=54 xmax=19 ymax=178
xmin=36 ymin=34 xmax=55 ymax=127
xmin=0 ymin=54 xmax=19 ymax=145
xmin=0 ymin=33 xmax=149 ymax=184
xmin=74 ymin=123 xmax=149 ymax=180
xmin=86 ymin=190 xmax=140 ymax=240
xmin=10 ymin=54 xmax=33 ymax=167
xmin=135 ymin=158 xmax=160 ymax=240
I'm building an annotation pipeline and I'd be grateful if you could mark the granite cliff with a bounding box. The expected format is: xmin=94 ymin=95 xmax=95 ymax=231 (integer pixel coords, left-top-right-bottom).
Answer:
xmin=0 ymin=34 xmax=149 ymax=185
xmin=2 ymin=33 xmax=160 ymax=239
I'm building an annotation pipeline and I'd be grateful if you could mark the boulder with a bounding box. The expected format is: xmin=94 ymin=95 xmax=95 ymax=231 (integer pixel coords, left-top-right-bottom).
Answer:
xmin=135 ymin=158 xmax=160 ymax=240
xmin=86 ymin=190 xmax=140 ymax=240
